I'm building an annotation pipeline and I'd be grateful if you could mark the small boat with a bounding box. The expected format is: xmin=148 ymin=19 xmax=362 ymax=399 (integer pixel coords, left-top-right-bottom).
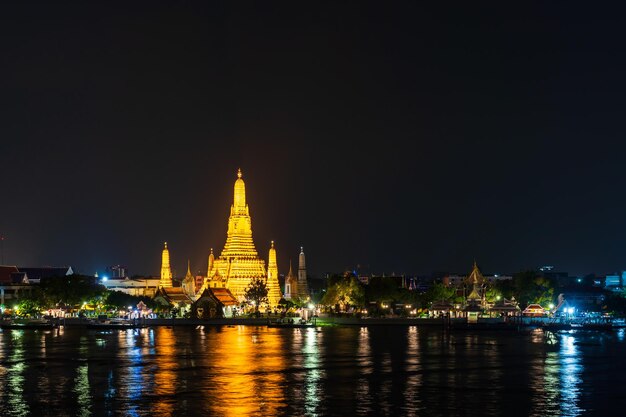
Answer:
xmin=268 ymin=319 xmax=317 ymax=328
xmin=1 ymin=318 xmax=58 ymax=330
xmin=542 ymin=322 xmax=572 ymax=331
xmin=578 ymin=322 xmax=613 ymax=331
xmin=86 ymin=318 xmax=144 ymax=329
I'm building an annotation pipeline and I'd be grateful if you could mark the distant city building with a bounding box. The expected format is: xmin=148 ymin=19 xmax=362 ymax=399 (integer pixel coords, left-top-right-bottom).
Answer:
xmin=357 ymin=275 xmax=369 ymax=285
xmin=369 ymin=274 xmax=413 ymax=289
xmin=102 ymin=276 xmax=160 ymax=298
xmin=17 ymin=266 xmax=74 ymax=284
xmin=0 ymin=265 xmax=73 ymax=306
xmin=604 ymin=271 xmax=625 ymax=291
xmin=106 ymin=265 xmax=127 ymax=278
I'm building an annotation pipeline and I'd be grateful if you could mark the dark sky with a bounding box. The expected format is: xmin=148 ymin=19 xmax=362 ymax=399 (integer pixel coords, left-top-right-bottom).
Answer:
xmin=2 ymin=1 xmax=626 ymax=278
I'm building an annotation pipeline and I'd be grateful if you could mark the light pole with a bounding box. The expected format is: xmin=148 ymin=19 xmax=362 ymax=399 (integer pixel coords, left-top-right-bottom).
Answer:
xmin=0 ymin=235 xmax=5 ymax=265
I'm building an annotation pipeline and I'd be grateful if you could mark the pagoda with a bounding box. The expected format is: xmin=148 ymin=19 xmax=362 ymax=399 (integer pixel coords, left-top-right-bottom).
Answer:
xmin=266 ymin=241 xmax=282 ymax=308
xmin=206 ymin=169 xmax=282 ymax=307
xmin=159 ymin=242 xmax=173 ymax=288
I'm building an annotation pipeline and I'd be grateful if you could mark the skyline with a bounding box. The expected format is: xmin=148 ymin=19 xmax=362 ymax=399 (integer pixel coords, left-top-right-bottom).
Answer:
xmin=2 ymin=2 xmax=626 ymax=277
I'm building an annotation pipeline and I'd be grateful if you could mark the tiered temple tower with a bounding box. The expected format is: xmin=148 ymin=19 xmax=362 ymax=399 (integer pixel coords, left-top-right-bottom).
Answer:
xmin=207 ymin=169 xmax=282 ymax=306
xmin=267 ymin=241 xmax=282 ymax=308
xmin=297 ymin=246 xmax=310 ymax=300
xmin=284 ymin=261 xmax=296 ymax=300
xmin=159 ymin=242 xmax=173 ymax=288
xmin=466 ymin=261 xmax=485 ymax=304
xmin=182 ymin=260 xmax=196 ymax=297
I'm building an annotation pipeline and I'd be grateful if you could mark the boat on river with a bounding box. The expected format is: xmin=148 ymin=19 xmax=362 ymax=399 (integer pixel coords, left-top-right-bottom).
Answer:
xmin=1 ymin=318 xmax=58 ymax=330
xmin=571 ymin=322 xmax=614 ymax=331
xmin=86 ymin=318 xmax=144 ymax=330
xmin=267 ymin=318 xmax=317 ymax=328
xmin=541 ymin=322 xmax=572 ymax=331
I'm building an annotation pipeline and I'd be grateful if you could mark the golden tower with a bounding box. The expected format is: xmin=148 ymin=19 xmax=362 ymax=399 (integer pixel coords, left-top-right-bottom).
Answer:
xmin=267 ymin=241 xmax=282 ymax=308
xmin=159 ymin=242 xmax=173 ymax=288
xmin=207 ymin=248 xmax=214 ymax=277
xmin=208 ymin=169 xmax=281 ymax=306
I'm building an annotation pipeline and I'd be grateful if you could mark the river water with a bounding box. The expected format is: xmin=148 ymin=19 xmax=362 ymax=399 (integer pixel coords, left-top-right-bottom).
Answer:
xmin=0 ymin=325 xmax=623 ymax=417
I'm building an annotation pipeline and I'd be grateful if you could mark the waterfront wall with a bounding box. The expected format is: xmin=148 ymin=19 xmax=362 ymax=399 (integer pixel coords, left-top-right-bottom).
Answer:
xmin=57 ymin=316 xmax=550 ymax=328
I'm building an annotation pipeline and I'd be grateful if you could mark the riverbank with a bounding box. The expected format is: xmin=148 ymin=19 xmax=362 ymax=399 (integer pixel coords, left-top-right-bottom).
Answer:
xmin=43 ymin=315 xmax=624 ymax=330
xmin=54 ymin=316 xmax=507 ymax=328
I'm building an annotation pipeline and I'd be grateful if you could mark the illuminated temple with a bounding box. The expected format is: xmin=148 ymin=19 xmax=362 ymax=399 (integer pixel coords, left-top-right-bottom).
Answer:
xmin=159 ymin=242 xmax=173 ymax=288
xmin=202 ymin=169 xmax=283 ymax=307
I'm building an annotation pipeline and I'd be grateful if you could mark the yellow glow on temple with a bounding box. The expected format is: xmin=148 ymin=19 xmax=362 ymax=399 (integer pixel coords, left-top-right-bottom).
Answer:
xmin=206 ymin=169 xmax=282 ymax=307
xmin=267 ymin=241 xmax=282 ymax=308
xmin=160 ymin=242 xmax=173 ymax=288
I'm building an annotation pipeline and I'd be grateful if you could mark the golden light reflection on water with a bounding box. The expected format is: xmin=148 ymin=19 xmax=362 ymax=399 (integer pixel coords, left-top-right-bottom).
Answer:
xmin=403 ymin=326 xmax=422 ymax=416
xmin=74 ymin=364 xmax=90 ymax=417
xmin=152 ymin=328 xmax=176 ymax=417
xmin=0 ymin=325 xmax=609 ymax=416
xmin=355 ymin=326 xmax=372 ymax=411
xmin=207 ymin=325 xmax=286 ymax=416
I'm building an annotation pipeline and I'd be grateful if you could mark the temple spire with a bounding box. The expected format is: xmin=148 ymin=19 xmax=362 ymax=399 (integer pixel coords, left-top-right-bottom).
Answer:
xmin=159 ymin=241 xmax=173 ymax=288
xmin=206 ymin=168 xmax=282 ymax=307
xmin=267 ymin=240 xmax=282 ymax=307
xmin=297 ymin=246 xmax=309 ymax=299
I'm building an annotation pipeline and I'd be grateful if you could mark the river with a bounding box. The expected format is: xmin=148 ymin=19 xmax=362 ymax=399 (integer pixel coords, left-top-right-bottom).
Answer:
xmin=0 ymin=325 xmax=623 ymax=416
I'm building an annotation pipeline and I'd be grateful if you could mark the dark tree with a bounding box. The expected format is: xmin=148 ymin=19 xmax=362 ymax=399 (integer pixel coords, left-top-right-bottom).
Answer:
xmin=105 ymin=290 xmax=156 ymax=311
xmin=39 ymin=274 xmax=107 ymax=309
xmin=244 ymin=277 xmax=269 ymax=313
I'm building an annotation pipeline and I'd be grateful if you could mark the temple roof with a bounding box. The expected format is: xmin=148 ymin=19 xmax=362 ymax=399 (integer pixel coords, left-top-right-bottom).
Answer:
xmin=467 ymin=285 xmax=482 ymax=300
xmin=208 ymin=287 xmax=239 ymax=306
xmin=0 ymin=266 xmax=19 ymax=284
xmin=466 ymin=261 xmax=485 ymax=285
xmin=154 ymin=286 xmax=193 ymax=304
xmin=18 ymin=267 xmax=73 ymax=281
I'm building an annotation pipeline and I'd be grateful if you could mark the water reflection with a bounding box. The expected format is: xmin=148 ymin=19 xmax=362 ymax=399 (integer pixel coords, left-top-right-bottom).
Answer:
xmin=209 ymin=326 xmax=286 ymax=416
xmin=152 ymin=328 xmax=176 ymax=417
xmin=74 ymin=364 xmax=90 ymax=417
xmin=302 ymin=328 xmax=323 ymax=415
xmin=558 ymin=335 xmax=584 ymax=416
xmin=0 ymin=325 xmax=620 ymax=416
xmin=355 ymin=327 xmax=371 ymax=412
xmin=6 ymin=331 xmax=29 ymax=417
xmin=403 ymin=326 xmax=422 ymax=416
xmin=530 ymin=331 xmax=584 ymax=417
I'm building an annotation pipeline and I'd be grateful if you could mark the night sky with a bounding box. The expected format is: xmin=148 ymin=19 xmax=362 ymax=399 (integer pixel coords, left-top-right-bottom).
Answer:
xmin=2 ymin=2 xmax=626 ymax=278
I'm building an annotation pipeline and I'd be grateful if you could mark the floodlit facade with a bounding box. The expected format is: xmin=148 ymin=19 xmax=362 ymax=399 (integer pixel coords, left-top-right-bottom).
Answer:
xmin=203 ymin=169 xmax=283 ymax=308
xmin=159 ymin=242 xmax=173 ymax=288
